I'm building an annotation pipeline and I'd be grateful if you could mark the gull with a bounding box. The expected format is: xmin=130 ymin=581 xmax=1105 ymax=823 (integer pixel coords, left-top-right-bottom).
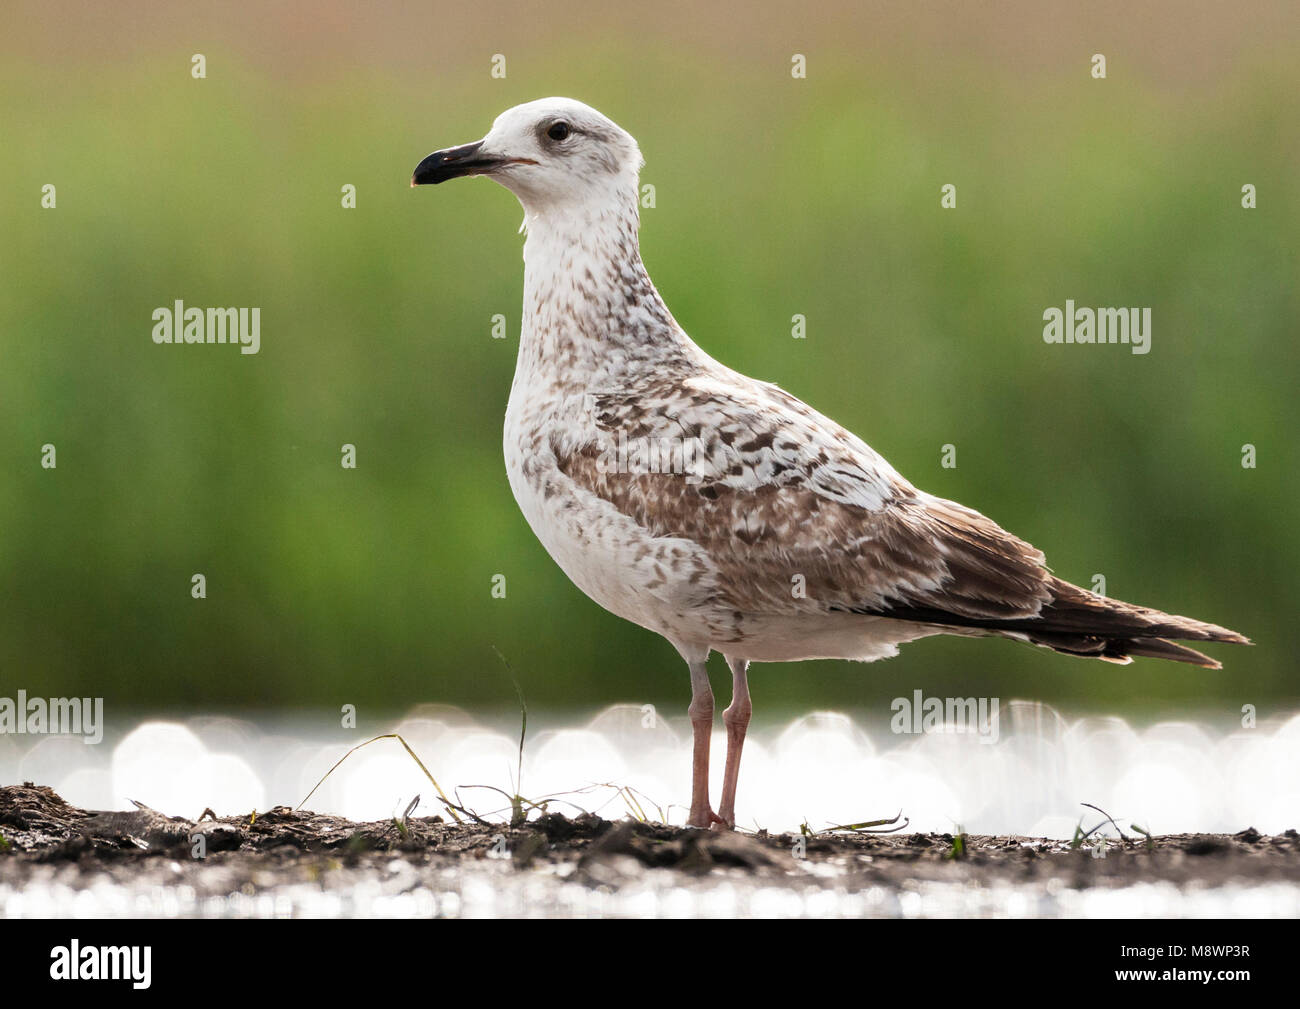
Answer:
xmin=412 ymin=98 xmax=1250 ymax=830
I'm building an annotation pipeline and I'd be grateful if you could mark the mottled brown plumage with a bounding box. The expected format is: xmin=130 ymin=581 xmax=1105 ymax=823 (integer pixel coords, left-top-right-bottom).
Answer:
xmin=558 ymin=378 xmax=1249 ymax=669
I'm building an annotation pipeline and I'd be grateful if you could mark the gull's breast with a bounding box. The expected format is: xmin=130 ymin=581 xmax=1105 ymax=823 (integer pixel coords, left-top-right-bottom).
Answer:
xmin=503 ymin=382 xmax=727 ymax=650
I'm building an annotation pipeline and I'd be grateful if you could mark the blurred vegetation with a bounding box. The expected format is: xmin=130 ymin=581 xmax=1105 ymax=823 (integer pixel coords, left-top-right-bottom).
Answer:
xmin=1 ymin=6 xmax=1296 ymax=720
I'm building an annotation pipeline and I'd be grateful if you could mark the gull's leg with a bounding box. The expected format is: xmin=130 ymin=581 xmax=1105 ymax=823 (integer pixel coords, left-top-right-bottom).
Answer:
xmin=685 ymin=656 xmax=722 ymax=829
xmin=715 ymin=655 xmax=751 ymax=830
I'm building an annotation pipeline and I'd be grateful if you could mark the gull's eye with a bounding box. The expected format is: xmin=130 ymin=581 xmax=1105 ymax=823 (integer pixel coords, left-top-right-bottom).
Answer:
xmin=547 ymin=121 xmax=571 ymax=141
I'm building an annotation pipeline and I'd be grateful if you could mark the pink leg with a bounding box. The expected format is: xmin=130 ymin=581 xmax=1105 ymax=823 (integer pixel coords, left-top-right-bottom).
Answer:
xmin=685 ymin=657 xmax=722 ymax=829
xmin=715 ymin=656 xmax=751 ymax=830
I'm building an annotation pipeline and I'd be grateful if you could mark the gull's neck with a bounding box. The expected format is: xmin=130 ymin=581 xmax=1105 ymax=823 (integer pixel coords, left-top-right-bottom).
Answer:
xmin=515 ymin=182 xmax=699 ymax=393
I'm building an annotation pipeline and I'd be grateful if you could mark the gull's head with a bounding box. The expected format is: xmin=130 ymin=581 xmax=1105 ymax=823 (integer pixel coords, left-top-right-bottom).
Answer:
xmin=411 ymin=97 xmax=642 ymax=214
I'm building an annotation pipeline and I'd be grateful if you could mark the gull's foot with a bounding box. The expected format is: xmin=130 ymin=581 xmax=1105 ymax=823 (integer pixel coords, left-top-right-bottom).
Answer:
xmin=709 ymin=816 xmax=735 ymax=833
xmin=687 ymin=808 xmax=725 ymax=829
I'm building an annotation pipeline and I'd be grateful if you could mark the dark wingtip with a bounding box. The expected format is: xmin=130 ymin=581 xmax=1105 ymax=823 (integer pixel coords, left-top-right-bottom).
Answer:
xmin=1121 ymin=637 xmax=1224 ymax=668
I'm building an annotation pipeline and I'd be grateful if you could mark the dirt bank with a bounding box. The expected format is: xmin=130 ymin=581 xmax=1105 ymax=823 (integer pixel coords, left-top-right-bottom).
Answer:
xmin=1 ymin=784 xmax=1296 ymax=916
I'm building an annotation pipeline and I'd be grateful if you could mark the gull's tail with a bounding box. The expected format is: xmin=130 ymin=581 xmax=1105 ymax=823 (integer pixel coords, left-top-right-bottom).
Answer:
xmin=1003 ymin=577 xmax=1251 ymax=668
xmin=880 ymin=577 xmax=1251 ymax=669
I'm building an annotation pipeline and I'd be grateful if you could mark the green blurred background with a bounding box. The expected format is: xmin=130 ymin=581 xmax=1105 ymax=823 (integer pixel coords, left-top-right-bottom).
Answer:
xmin=1 ymin=1 xmax=1296 ymax=719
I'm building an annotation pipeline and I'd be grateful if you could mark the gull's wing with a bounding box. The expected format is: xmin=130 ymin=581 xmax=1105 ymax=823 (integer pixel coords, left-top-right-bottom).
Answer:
xmin=553 ymin=373 xmax=1053 ymax=622
xmin=552 ymin=372 xmax=1248 ymax=665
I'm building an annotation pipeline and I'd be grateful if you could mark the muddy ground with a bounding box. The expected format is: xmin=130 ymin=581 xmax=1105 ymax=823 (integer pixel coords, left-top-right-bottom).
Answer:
xmin=1 ymin=784 xmax=1296 ymax=916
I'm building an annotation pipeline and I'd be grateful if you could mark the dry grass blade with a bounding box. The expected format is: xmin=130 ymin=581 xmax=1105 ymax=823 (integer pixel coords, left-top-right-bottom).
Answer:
xmin=820 ymin=810 xmax=909 ymax=834
xmin=296 ymin=733 xmax=463 ymax=825
xmin=1081 ymin=802 xmax=1129 ymax=842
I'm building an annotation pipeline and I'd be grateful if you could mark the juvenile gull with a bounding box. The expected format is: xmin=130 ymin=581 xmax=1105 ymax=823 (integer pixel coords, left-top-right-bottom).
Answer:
xmin=412 ymin=98 xmax=1249 ymax=829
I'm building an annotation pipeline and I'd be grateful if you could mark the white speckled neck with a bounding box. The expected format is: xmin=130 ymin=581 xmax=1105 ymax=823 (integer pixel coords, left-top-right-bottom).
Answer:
xmin=515 ymin=177 xmax=697 ymax=393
